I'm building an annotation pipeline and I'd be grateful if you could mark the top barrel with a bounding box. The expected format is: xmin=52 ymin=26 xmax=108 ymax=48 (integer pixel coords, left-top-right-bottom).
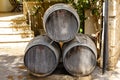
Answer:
xmin=43 ymin=3 xmax=80 ymax=42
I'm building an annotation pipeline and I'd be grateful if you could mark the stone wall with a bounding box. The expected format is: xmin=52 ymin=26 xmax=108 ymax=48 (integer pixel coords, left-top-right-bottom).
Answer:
xmin=108 ymin=0 xmax=120 ymax=70
xmin=85 ymin=0 xmax=120 ymax=70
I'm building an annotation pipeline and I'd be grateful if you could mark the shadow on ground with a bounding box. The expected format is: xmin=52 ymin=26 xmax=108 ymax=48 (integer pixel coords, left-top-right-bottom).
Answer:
xmin=0 ymin=47 xmax=120 ymax=80
xmin=0 ymin=54 xmax=92 ymax=80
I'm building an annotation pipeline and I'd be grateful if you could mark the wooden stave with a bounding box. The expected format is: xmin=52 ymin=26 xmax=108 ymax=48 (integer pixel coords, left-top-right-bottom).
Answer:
xmin=24 ymin=35 xmax=61 ymax=77
xmin=43 ymin=3 xmax=80 ymax=42
xmin=62 ymin=34 xmax=97 ymax=76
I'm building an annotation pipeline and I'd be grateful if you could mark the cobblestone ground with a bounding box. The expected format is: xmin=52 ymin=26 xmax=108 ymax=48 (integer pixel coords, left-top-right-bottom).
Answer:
xmin=0 ymin=43 xmax=120 ymax=80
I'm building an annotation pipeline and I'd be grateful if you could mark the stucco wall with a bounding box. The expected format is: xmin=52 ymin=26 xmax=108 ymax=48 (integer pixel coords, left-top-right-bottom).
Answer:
xmin=0 ymin=0 xmax=13 ymax=12
xmin=85 ymin=10 xmax=101 ymax=35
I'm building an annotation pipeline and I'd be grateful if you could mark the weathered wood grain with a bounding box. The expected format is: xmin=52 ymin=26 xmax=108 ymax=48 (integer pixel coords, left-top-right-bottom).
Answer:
xmin=43 ymin=4 xmax=80 ymax=42
xmin=24 ymin=35 xmax=61 ymax=77
xmin=62 ymin=34 xmax=97 ymax=76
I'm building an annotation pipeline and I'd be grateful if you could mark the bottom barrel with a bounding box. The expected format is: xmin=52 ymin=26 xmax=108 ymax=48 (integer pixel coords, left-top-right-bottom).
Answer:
xmin=62 ymin=34 xmax=97 ymax=76
xmin=24 ymin=35 xmax=61 ymax=77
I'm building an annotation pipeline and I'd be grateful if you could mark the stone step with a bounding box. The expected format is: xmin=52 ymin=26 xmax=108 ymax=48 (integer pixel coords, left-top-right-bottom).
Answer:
xmin=0 ymin=32 xmax=33 ymax=35
xmin=0 ymin=22 xmax=13 ymax=27
xmin=0 ymin=42 xmax=29 ymax=48
xmin=0 ymin=14 xmax=25 ymax=21
xmin=0 ymin=13 xmax=33 ymax=43
xmin=0 ymin=21 xmax=26 ymax=27
xmin=0 ymin=27 xmax=33 ymax=34
xmin=0 ymin=34 xmax=33 ymax=43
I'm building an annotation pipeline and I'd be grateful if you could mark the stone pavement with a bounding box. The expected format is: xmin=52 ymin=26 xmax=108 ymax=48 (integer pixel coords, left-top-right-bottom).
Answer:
xmin=0 ymin=42 xmax=120 ymax=80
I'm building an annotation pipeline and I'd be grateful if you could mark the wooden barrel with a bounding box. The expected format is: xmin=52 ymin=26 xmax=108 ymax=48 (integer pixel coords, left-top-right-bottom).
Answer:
xmin=24 ymin=35 xmax=61 ymax=77
xmin=62 ymin=34 xmax=97 ymax=76
xmin=43 ymin=3 xmax=80 ymax=42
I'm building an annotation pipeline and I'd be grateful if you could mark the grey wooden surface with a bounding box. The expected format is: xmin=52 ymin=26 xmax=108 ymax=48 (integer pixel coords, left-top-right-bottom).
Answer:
xmin=24 ymin=35 xmax=61 ymax=77
xmin=46 ymin=10 xmax=78 ymax=42
xmin=43 ymin=3 xmax=80 ymax=42
xmin=62 ymin=34 xmax=97 ymax=76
